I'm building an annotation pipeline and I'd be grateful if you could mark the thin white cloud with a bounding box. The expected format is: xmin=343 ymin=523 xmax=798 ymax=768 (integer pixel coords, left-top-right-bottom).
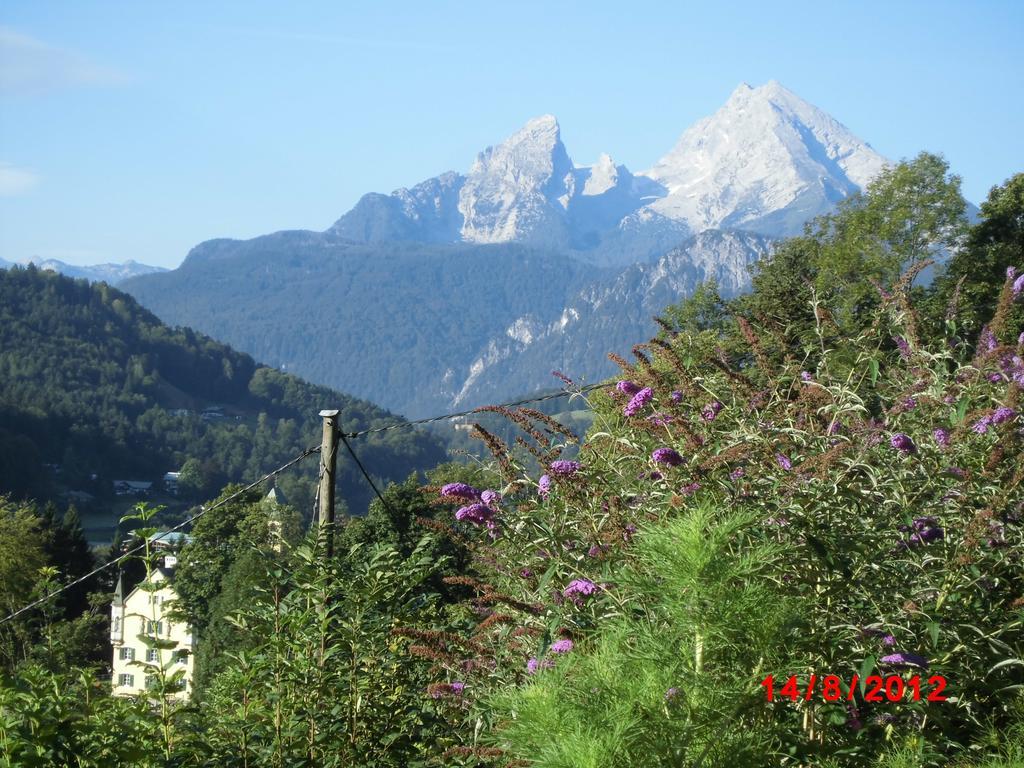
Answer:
xmin=0 ymin=162 xmax=39 ymax=196
xmin=225 ymin=25 xmax=450 ymax=53
xmin=0 ymin=26 xmax=128 ymax=94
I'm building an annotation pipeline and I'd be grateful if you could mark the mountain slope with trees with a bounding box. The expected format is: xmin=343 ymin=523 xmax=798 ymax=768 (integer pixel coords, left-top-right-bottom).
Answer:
xmin=0 ymin=266 xmax=447 ymax=522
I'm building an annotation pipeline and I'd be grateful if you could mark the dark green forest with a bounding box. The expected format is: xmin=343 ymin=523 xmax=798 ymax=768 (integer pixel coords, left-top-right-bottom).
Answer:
xmin=0 ymin=266 xmax=448 ymax=535
xmin=122 ymin=238 xmax=605 ymax=416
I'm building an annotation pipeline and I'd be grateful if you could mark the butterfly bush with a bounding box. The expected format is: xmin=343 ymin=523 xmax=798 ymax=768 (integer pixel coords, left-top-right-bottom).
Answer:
xmin=417 ymin=261 xmax=1024 ymax=767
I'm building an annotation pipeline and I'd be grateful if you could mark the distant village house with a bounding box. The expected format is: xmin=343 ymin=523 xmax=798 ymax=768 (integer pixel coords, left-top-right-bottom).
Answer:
xmin=163 ymin=471 xmax=182 ymax=495
xmin=113 ymin=480 xmax=152 ymax=497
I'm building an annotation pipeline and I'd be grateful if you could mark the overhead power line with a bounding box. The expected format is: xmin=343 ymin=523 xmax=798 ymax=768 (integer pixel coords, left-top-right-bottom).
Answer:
xmin=338 ymin=432 xmax=394 ymax=516
xmin=342 ymin=382 xmax=606 ymax=440
xmin=2 ymin=383 xmax=608 ymax=625
xmin=0 ymin=444 xmax=321 ymax=628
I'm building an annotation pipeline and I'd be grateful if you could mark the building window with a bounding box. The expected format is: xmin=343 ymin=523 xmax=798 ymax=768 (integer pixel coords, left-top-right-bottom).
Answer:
xmin=145 ymin=675 xmax=157 ymax=690
xmin=119 ymin=647 xmax=135 ymax=661
xmin=146 ymin=649 xmax=159 ymax=663
xmin=176 ymin=649 xmax=188 ymax=665
xmin=117 ymin=673 xmax=135 ymax=687
xmin=146 ymin=620 xmax=164 ymax=635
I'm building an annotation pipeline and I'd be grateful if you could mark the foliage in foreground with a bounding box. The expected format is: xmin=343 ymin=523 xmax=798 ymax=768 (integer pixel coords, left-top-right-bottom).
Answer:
xmin=2 ymin=165 xmax=1024 ymax=767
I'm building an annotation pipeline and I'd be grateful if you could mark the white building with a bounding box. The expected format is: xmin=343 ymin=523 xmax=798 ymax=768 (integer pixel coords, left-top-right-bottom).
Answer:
xmin=110 ymin=561 xmax=195 ymax=700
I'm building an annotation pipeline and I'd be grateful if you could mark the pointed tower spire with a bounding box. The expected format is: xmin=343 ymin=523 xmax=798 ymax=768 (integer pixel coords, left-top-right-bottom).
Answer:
xmin=112 ymin=570 xmax=126 ymax=607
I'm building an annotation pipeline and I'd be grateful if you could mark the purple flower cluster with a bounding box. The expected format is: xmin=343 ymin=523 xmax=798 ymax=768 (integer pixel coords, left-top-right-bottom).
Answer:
xmin=701 ymin=401 xmax=725 ymax=421
xmin=429 ymin=681 xmax=466 ymax=698
xmin=800 ymin=371 xmax=813 ymax=382
xmin=880 ymin=652 xmax=929 ymax=669
xmin=549 ymin=638 xmax=574 ymax=654
xmin=729 ymin=467 xmax=745 ymax=481
xmin=1013 ymin=270 xmax=1024 ymax=298
xmin=441 ymin=482 xmax=481 ymax=500
xmin=898 ymin=516 xmax=944 ymax=548
xmin=538 ymin=474 xmax=551 ymax=499
xmin=993 ymin=406 xmax=1018 ymax=424
xmin=893 ymin=335 xmax=911 ymax=359
xmin=616 ymin=380 xmax=641 ymax=396
xmin=1001 ymin=353 xmax=1024 ymax=386
xmin=647 ymin=412 xmax=674 ymax=426
xmin=933 ymin=428 xmax=951 ymax=448
xmin=974 ymin=407 xmax=1018 ymax=434
xmin=563 ymin=578 xmax=598 ymax=601
xmin=450 ymin=483 xmax=503 ymax=527
xmin=587 ymin=543 xmax=609 ymax=558
xmin=526 ymin=657 xmax=555 ymax=675
xmin=775 ymin=453 xmax=793 ymax=471
xmin=549 ymin=460 xmax=582 ymax=476
xmin=978 ymin=326 xmax=998 ymax=355
xmin=889 ymin=433 xmax=917 ymax=455
xmin=670 ymin=390 xmax=683 ymax=403
xmin=652 ymin=447 xmax=685 ymax=467
xmin=623 ymin=386 xmax=654 ymax=417
xmin=455 ymin=503 xmax=494 ymax=525
xmin=680 ymin=481 xmax=702 ymax=496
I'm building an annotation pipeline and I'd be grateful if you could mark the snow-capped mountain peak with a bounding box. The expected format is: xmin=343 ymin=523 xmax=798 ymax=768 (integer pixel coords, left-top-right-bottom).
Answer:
xmin=458 ymin=114 xmax=575 ymax=245
xmin=581 ymin=153 xmax=622 ymax=196
xmin=0 ymin=257 xmax=167 ymax=286
xmin=640 ymin=80 xmax=887 ymax=235
xmin=330 ymin=82 xmax=888 ymax=263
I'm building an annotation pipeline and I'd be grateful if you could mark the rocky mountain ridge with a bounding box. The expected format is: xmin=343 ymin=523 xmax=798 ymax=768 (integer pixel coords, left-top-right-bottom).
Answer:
xmin=330 ymin=81 xmax=886 ymax=267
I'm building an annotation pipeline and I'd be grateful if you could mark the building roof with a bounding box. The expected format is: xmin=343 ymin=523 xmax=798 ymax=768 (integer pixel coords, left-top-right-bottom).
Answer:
xmin=264 ymin=485 xmax=287 ymax=507
xmin=148 ymin=531 xmax=193 ymax=548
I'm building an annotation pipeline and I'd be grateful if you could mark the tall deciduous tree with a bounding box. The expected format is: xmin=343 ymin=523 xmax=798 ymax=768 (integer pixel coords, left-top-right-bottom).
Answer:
xmin=928 ymin=173 xmax=1024 ymax=341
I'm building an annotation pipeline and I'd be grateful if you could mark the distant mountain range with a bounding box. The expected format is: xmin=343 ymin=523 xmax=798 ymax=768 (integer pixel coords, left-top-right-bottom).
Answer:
xmin=123 ymin=81 xmax=891 ymax=417
xmin=0 ymin=257 xmax=166 ymax=285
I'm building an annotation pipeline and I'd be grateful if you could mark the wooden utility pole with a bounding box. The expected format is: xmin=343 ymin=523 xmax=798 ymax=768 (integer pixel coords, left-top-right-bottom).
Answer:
xmin=318 ymin=409 xmax=340 ymax=557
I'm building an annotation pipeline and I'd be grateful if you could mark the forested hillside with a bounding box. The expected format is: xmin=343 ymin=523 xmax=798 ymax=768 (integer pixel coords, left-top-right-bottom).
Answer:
xmin=0 ymin=266 xmax=447 ymax=525
xmin=123 ymin=239 xmax=603 ymax=415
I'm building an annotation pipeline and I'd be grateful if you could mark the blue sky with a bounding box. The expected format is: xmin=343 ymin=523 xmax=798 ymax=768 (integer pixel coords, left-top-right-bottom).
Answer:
xmin=1 ymin=1 xmax=1021 ymax=268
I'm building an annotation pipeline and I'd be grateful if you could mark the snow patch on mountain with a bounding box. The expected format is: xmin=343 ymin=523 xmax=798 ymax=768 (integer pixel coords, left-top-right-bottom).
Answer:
xmin=640 ymin=81 xmax=888 ymax=235
xmin=0 ymin=257 xmax=167 ymax=286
